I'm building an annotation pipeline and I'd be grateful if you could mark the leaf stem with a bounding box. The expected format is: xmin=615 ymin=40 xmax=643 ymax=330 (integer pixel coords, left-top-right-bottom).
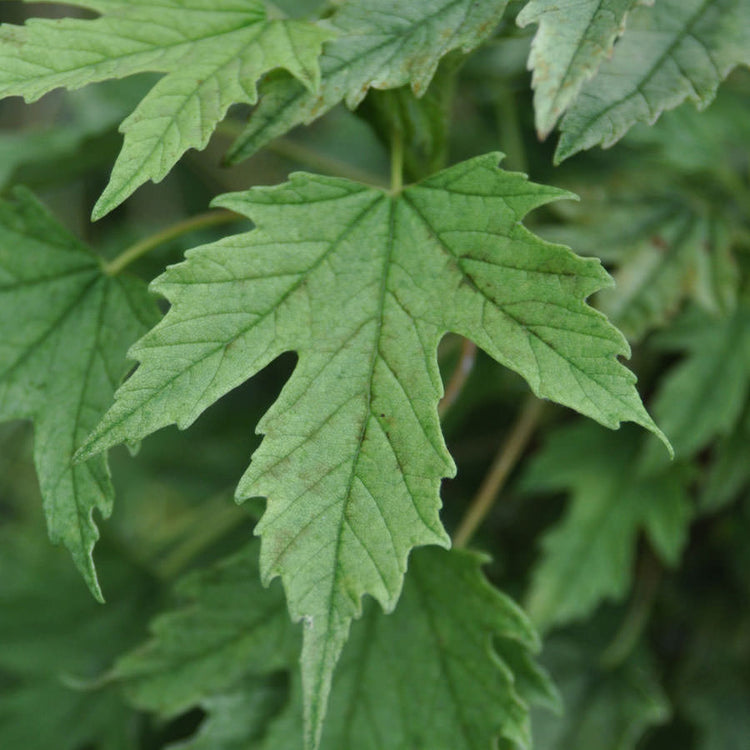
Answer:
xmin=453 ymin=396 xmax=544 ymax=548
xmin=103 ymin=210 xmax=242 ymax=276
xmin=439 ymin=338 xmax=477 ymax=418
xmin=390 ymin=127 xmax=404 ymax=195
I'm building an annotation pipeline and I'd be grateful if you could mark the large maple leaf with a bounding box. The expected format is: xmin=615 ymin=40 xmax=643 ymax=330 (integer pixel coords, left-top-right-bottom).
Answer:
xmin=0 ymin=0 xmax=333 ymax=218
xmin=0 ymin=189 xmax=158 ymax=599
xmin=78 ymin=153 xmax=666 ymax=745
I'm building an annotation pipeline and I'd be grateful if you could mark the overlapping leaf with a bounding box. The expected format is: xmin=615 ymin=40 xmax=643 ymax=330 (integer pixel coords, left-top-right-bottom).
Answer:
xmin=523 ymin=423 xmax=691 ymax=631
xmin=226 ymin=0 xmax=509 ymax=163
xmin=556 ymin=0 xmax=750 ymax=162
xmin=78 ymin=153 xmax=665 ymax=744
xmin=0 ymin=0 xmax=333 ymax=218
xmin=0 ymin=189 xmax=159 ymax=599
xmin=517 ymin=0 xmax=648 ymax=137
xmin=136 ymin=545 xmax=553 ymax=750
xmin=114 ymin=541 xmax=299 ymax=717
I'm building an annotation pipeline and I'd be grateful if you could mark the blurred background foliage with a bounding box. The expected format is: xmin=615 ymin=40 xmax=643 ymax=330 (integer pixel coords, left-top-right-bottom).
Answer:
xmin=1 ymin=1 xmax=749 ymax=749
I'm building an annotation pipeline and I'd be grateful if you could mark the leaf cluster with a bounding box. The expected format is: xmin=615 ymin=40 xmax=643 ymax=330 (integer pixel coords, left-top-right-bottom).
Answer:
xmin=1 ymin=1 xmax=749 ymax=749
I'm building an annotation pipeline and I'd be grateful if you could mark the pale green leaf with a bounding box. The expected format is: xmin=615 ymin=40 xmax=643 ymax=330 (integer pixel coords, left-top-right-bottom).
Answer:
xmin=0 ymin=0 xmax=333 ymax=218
xmin=0 ymin=189 xmax=159 ymax=599
xmin=262 ymin=548 xmax=552 ymax=750
xmin=226 ymin=0 xmax=509 ymax=163
xmin=78 ymin=153 xmax=664 ymax=745
xmin=517 ymin=0 xmax=648 ymax=137
xmin=524 ymin=423 xmax=691 ymax=631
xmin=114 ymin=541 xmax=299 ymax=717
xmin=556 ymin=0 xmax=750 ymax=162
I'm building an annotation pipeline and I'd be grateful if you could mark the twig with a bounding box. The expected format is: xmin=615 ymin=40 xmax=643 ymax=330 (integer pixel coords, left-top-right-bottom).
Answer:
xmin=438 ymin=338 xmax=477 ymax=418
xmin=453 ymin=396 xmax=544 ymax=548
xmin=103 ymin=210 xmax=242 ymax=276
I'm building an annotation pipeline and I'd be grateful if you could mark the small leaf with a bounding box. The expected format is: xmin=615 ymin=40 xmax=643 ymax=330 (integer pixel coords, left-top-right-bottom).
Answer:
xmin=517 ymin=0 xmax=649 ymax=137
xmin=0 ymin=189 xmax=159 ymax=599
xmin=0 ymin=0 xmax=333 ymax=217
xmin=555 ymin=0 xmax=750 ymax=162
xmin=79 ymin=153 xmax=665 ymax=744
xmin=226 ymin=0 xmax=509 ymax=163
xmin=524 ymin=422 xmax=691 ymax=631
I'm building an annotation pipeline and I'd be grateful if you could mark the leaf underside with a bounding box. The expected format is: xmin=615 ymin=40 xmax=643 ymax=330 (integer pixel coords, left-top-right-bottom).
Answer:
xmin=0 ymin=0 xmax=333 ymax=218
xmin=0 ymin=189 xmax=158 ymax=599
xmin=517 ymin=0 xmax=648 ymax=137
xmin=79 ymin=153 xmax=665 ymax=745
xmin=555 ymin=0 xmax=750 ymax=161
xmin=226 ymin=0 xmax=510 ymax=164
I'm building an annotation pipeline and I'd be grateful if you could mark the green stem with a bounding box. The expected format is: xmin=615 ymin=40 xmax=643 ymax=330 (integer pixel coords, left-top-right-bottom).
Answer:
xmin=453 ymin=396 xmax=544 ymax=548
xmin=390 ymin=127 xmax=404 ymax=195
xmin=103 ymin=210 xmax=242 ymax=276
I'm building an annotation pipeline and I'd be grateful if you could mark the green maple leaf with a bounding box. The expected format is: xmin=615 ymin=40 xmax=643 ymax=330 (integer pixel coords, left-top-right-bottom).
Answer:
xmin=555 ymin=0 xmax=750 ymax=162
xmin=115 ymin=541 xmax=299 ymax=718
xmin=524 ymin=422 xmax=691 ymax=632
xmin=226 ymin=0 xmax=509 ymax=164
xmin=0 ymin=0 xmax=333 ymax=218
xmin=117 ymin=542 xmax=554 ymax=750
xmin=152 ymin=547 xmax=553 ymax=750
xmin=517 ymin=0 xmax=649 ymax=138
xmin=0 ymin=189 xmax=159 ymax=600
xmin=78 ymin=153 xmax=666 ymax=745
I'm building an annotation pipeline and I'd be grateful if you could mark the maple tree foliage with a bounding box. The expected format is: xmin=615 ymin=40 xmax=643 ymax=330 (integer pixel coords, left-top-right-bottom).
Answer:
xmin=1 ymin=1 xmax=749 ymax=749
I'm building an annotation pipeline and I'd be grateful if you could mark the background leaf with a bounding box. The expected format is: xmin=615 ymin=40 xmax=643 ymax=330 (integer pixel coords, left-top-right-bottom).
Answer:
xmin=226 ymin=0 xmax=510 ymax=163
xmin=0 ymin=0 xmax=333 ymax=217
xmin=517 ymin=0 xmax=648 ymax=137
xmin=555 ymin=0 xmax=750 ymax=161
xmin=0 ymin=189 xmax=159 ymax=598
